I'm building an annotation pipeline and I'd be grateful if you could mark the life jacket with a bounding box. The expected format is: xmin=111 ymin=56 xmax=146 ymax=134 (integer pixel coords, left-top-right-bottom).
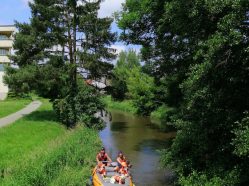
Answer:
xmin=98 ymin=167 xmax=106 ymax=175
xmin=118 ymin=156 xmax=126 ymax=163
xmin=98 ymin=153 xmax=107 ymax=161
xmin=119 ymin=167 xmax=128 ymax=175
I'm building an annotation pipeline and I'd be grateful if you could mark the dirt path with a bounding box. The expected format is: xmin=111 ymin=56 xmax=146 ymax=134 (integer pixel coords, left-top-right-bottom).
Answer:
xmin=0 ymin=100 xmax=42 ymax=128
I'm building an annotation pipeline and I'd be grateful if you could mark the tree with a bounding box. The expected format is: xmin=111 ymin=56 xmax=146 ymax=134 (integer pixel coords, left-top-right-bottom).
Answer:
xmin=119 ymin=0 xmax=249 ymax=185
xmin=5 ymin=0 xmax=116 ymax=128
xmin=126 ymin=66 xmax=156 ymax=115
xmin=117 ymin=0 xmax=190 ymax=112
xmin=111 ymin=49 xmax=140 ymax=100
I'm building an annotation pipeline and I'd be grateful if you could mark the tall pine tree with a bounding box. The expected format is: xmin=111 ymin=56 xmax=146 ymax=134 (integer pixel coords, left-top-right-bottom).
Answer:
xmin=5 ymin=0 xmax=116 ymax=128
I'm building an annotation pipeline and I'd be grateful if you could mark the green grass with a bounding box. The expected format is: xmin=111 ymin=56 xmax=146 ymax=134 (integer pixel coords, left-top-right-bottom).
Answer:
xmin=150 ymin=105 xmax=168 ymax=121
xmin=0 ymin=99 xmax=66 ymax=168
xmin=0 ymin=98 xmax=31 ymax=118
xmin=102 ymin=95 xmax=137 ymax=114
xmin=151 ymin=105 xmax=177 ymax=132
xmin=0 ymin=99 xmax=101 ymax=186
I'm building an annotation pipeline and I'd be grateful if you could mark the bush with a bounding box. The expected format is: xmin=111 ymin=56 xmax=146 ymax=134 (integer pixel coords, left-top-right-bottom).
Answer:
xmin=53 ymin=85 xmax=105 ymax=129
xmin=127 ymin=67 xmax=156 ymax=115
xmin=178 ymin=170 xmax=239 ymax=186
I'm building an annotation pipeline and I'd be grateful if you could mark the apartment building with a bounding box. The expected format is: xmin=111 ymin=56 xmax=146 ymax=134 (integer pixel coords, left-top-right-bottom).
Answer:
xmin=0 ymin=25 xmax=15 ymax=100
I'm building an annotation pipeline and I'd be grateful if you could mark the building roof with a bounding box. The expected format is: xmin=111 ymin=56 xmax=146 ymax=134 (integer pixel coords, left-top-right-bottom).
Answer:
xmin=0 ymin=25 xmax=16 ymax=33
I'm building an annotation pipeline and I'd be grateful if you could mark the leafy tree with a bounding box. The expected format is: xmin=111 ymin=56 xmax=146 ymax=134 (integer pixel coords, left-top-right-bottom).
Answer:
xmin=111 ymin=49 xmax=140 ymax=100
xmin=5 ymin=0 xmax=116 ymax=128
xmin=162 ymin=1 xmax=249 ymax=184
xmin=119 ymin=0 xmax=249 ymax=185
xmin=126 ymin=67 xmax=156 ymax=115
xmin=4 ymin=56 xmax=70 ymax=99
xmin=117 ymin=0 xmax=190 ymax=112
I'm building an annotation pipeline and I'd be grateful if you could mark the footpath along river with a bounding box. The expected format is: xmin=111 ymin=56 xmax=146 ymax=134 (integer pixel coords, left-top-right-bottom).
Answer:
xmin=100 ymin=109 xmax=175 ymax=186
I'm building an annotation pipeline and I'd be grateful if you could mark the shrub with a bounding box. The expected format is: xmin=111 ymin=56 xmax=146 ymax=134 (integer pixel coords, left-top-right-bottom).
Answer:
xmin=53 ymin=85 xmax=104 ymax=129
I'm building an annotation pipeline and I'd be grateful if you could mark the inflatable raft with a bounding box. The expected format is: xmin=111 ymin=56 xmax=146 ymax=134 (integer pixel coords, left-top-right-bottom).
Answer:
xmin=92 ymin=165 xmax=135 ymax=186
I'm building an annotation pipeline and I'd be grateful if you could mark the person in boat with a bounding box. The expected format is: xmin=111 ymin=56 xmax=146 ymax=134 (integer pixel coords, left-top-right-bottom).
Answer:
xmin=96 ymin=147 xmax=112 ymax=166
xmin=119 ymin=163 xmax=129 ymax=177
xmin=97 ymin=162 xmax=107 ymax=177
xmin=116 ymin=151 xmax=132 ymax=168
xmin=110 ymin=175 xmax=126 ymax=184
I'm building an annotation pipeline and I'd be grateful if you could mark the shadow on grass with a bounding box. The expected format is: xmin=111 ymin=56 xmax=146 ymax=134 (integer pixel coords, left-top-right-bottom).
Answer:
xmin=24 ymin=110 xmax=59 ymax=122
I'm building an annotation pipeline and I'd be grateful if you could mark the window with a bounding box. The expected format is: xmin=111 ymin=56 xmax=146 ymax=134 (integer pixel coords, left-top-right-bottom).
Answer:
xmin=0 ymin=34 xmax=9 ymax=40
xmin=0 ymin=49 xmax=9 ymax=56
xmin=0 ymin=64 xmax=4 ymax=72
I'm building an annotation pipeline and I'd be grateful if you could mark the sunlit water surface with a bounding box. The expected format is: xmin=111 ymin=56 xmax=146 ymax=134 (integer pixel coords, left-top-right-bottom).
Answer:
xmin=99 ymin=110 xmax=175 ymax=186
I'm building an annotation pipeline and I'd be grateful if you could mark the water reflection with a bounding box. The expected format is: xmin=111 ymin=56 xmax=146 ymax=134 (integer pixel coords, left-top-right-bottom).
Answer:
xmin=134 ymin=139 xmax=172 ymax=153
xmin=100 ymin=110 xmax=175 ymax=186
xmin=111 ymin=121 xmax=129 ymax=132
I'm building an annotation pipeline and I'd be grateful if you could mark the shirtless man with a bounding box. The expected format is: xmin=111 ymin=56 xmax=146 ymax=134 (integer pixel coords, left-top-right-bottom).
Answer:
xmin=96 ymin=147 xmax=112 ymax=166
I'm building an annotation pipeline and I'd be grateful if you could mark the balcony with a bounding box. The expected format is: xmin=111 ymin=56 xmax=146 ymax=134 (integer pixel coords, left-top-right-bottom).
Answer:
xmin=0 ymin=56 xmax=10 ymax=63
xmin=0 ymin=40 xmax=13 ymax=48
xmin=0 ymin=25 xmax=16 ymax=34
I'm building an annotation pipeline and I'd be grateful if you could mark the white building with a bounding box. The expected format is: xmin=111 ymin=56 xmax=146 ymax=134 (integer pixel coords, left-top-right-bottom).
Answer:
xmin=0 ymin=25 xmax=15 ymax=100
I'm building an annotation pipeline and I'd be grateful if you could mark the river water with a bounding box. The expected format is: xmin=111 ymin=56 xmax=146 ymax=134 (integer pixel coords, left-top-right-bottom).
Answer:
xmin=99 ymin=110 xmax=175 ymax=186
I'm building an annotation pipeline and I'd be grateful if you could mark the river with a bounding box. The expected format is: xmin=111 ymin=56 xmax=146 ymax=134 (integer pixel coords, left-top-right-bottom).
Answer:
xmin=99 ymin=109 xmax=175 ymax=186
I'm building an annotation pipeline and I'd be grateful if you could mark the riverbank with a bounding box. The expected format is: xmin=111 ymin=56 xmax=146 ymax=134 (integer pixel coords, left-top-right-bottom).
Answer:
xmin=0 ymin=99 xmax=101 ymax=186
xmin=102 ymin=96 xmax=137 ymax=114
xmin=102 ymin=96 xmax=175 ymax=131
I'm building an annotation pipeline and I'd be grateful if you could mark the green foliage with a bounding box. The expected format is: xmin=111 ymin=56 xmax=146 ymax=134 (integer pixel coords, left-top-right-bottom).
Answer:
xmin=4 ymin=65 xmax=38 ymax=96
xmin=232 ymin=113 xmax=249 ymax=157
xmin=53 ymin=84 xmax=105 ymax=129
xmin=5 ymin=56 xmax=70 ymax=100
xmin=5 ymin=0 xmax=116 ymax=127
xmin=126 ymin=67 xmax=156 ymax=115
xmin=151 ymin=105 xmax=177 ymax=123
xmin=101 ymin=95 xmax=137 ymax=114
xmin=119 ymin=0 xmax=249 ymax=185
xmin=178 ymin=171 xmax=233 ymax=186
xmin=111 ymin=50 xmax=140 ymax=100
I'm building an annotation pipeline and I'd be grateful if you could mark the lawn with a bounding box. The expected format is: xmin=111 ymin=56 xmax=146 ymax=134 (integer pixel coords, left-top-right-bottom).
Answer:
xmin=0 ymin=99 xmax=101 ymax=186
xmin=0 ymin=99 xmax=66 ymax=168
xmin=0 ymin=98 xmax=31 ymax=118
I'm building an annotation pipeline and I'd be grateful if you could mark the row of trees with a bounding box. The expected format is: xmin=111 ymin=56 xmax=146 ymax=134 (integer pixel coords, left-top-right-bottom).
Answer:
xmin=116 ymin=0 xmax=249 ymax=185
xmin=5 ymin=0 xmax=116 ymax=128
xmin=111 ymin=50 xmax=156 ymax=115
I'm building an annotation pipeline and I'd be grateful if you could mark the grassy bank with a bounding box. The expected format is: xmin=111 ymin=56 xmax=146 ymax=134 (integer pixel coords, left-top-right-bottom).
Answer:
xmin=150 ymin=105 xmax=175 ymax=121
xmin=102 ymin=95 xmax=137 ymax=114
xmin=0 ymin=99 xmax=101 ymax=186
xmin=0 ymin=98 xmax=31 ymax=118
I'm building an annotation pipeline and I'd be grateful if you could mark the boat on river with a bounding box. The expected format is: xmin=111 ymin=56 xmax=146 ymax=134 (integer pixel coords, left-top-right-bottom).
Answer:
xmin=92 ymin=164 xmax=135 ymax=186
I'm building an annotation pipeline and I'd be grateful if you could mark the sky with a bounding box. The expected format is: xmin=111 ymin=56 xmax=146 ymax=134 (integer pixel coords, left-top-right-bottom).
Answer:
xmin=0 ymin=0 xmax=140 ymax=54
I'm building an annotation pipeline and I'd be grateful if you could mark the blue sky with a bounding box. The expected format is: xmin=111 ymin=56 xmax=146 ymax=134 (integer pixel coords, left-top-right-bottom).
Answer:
xmin=0 ymin=0 xmax=141 ymax=54
xmin=0 ymin=0 xmax=31 ymax=25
